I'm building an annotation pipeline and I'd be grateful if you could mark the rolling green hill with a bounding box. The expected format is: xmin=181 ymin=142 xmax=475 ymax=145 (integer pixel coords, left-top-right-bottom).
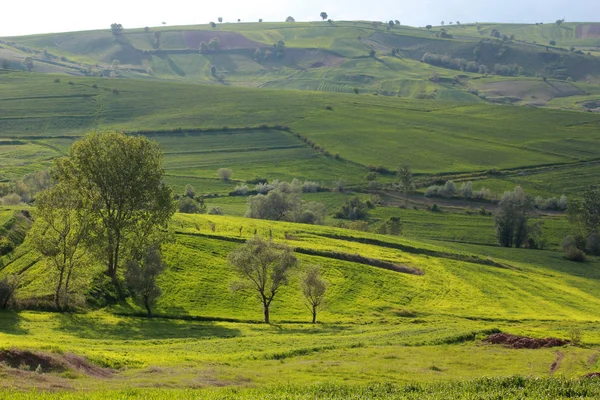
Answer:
xmin=1 ymin=71 xmax=600 ymax=198
xmin=2 ymin=21 xmax=600 ymax=398
xmin=2 ymin=21 xmax=600 ymax=109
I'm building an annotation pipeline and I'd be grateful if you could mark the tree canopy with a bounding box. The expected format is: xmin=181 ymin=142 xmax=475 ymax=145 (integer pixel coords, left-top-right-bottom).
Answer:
xmin=228 ymin=236 xmax=297 ymax=323
xmin=52 ymin=132 xmax=175 ymax=287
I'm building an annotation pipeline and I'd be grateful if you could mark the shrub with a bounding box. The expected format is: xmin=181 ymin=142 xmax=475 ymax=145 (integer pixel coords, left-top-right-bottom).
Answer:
xmin=208 ymin=206 xmax=223 ymax=215
xmin=441 ymin=180 xmax=457 ymax=197
xmin=587 ymin=233 xmax=600 ymax=256
xmin=565 ymin=246 xmax=586 ymax=262
xmin=177 ymin=197 xmax=206 ymax=214
xmin=1 ymin=193 xmax=22 ymax=205
xmin=247 ymin=177 xmax=268 ymax=184
xmin=431 ymin=204 xmax=441 ymax=212
xmin=232 ymin=184 xmax=249 ymax=195
xmin=0 ymin=275 xmax=20 ymax=310
xmin=474 ymin=188 xmax=491 ymax=200
xmin=332 ymin=179 xmax=345 ymax=192
xmin=302 ymin=180 xmax=321 ymax=193
xmin=335 ymin=197 xmax=371 ymax=220
xmin=459 ymin=181 xmax=473 ymax=199
xmin=255 ymin=182 xmax=275 ymax=194
xmin=425 ymin=185 xmax=442 ymax=197
xmin=217 ymin=168 xmax=233 ymax=181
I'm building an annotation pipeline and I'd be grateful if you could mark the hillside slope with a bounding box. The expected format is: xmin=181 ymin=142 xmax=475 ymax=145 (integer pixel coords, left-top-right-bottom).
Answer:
xmin=2 ymin=71 xmax=600 ymax=197
xmin=2 ymin=21 xmax=600 ymax=107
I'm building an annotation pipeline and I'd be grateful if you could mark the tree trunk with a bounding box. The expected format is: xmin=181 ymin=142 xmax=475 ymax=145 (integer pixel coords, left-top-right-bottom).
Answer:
xmin=263 ymin=303 xmax=270 ymax=324
xmin=145 ymin=297 xmax=152 ymax=318
xmin=55 ymin=269 xmax=65 ymax=311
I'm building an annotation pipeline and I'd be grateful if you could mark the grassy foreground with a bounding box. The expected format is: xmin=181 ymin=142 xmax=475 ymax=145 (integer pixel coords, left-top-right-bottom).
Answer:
xmin=2 ymin=213 xmax=600 ymax=397
xmin=2 ymin=378 xmax=600 ymax=399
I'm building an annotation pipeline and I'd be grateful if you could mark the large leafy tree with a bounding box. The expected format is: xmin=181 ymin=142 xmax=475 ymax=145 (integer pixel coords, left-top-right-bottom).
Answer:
xmin=228 ymin=236 xmax=297 ymax=323
xmin=53 ymin=132 xmax=175 ymax=287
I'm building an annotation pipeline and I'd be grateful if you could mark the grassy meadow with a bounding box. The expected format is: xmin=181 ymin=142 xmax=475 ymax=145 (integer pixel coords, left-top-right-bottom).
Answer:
xmin=2 ymin=71 xmax=600 ymax=197
xmin=2 ymin=212 xmax=600 ymax=397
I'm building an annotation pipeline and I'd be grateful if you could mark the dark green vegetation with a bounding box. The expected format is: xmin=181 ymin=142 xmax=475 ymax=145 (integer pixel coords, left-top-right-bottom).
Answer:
xmin=1 ymin=19 xmax=600 ymax=399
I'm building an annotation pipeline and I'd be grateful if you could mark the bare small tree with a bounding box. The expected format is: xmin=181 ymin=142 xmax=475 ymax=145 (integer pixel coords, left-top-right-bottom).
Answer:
xmin=302 ymin=266 xmax=326 ymax=323
xmin=217 ymin=168 xmax=233 ymax=181
xmin=228 ymin=236 xmax=297 ymax=323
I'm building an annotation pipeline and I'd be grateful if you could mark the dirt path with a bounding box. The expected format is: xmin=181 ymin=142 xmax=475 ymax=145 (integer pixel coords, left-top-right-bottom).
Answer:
xmin=550 ymin=351 xmax=565 ymax=375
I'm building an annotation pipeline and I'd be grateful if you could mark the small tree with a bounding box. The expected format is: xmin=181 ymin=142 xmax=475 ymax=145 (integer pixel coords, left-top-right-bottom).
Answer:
xmin=208 ymin=38 xmax=220 ymax=51
xmin=286 ymin=16 xmax=295 ymax=23
xmin=184 ymin=184 xmax=195 ymax=198
xmin=302 ymin=266 xmax=327 ymax=324
xmin=494 ymin=186 xmax=534 ymax=248
xmin=217 ymin=168 xmax=233 ymax=181
xmin=568 ymin=185 xmax=600 ymax=255
xmin=210 ymin=22 xmax=217 ymax=28
xmin=24 ymin=57 xmax=34 ymax=72
xmin=320 ymin=12 xmax=328 ymax=21
xmin=125 ymin=247 xmax=166 ymax=318
xmin=218 ymin=17 xmax=223 ymax=23
xmin=426 ymin=25 xmax=432 ymax=30
xmin=110 ymin=23 xmax=124 ymax=36
xmin=459 ymin=181 xmax=473 ymax=199
xmin=228 ymin=236 xmax=297 ymax=324
xmin=397 ymin=164 xmax=413 ymax=204
xmin=369 ymin=49 xmax=376 ymax=57
xmin=31 ymin=182 xmax=93 ymax=310
xmin=0 ymin=275 xmax=20 ymax=310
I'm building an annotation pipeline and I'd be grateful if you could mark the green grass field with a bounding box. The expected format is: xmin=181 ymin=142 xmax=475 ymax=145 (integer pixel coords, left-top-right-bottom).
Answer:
xmin=2 ymin=212 xmax=600 ymax=396
xmin=2 ymin=71 xmax=600 ymax=198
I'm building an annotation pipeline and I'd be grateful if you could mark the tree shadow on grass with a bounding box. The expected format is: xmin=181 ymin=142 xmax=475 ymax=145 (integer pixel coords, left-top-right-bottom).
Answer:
xmin=0 ymin=312 xmax=28 ymax=335
xmin=56 ymin=313 xmax=241 ymax=340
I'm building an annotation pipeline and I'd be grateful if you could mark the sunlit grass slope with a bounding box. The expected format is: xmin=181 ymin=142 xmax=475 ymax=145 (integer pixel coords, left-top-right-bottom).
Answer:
xmin=2 ymin=213 xmax=600 ymax=393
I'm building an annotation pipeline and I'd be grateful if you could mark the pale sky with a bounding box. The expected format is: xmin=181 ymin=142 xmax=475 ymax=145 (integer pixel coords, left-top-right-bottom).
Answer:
xmin=1 ymin=0 xmax=598 ymax=37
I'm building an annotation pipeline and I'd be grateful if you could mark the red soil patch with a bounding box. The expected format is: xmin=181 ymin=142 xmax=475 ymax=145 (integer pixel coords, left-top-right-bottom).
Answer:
xmin=184 ymin=31 xmax=262 ymax=50
xmin=0 ymin=349 xmax=112 ymax=377
xmin=484 ymin=333 xmax=569 ymax=349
